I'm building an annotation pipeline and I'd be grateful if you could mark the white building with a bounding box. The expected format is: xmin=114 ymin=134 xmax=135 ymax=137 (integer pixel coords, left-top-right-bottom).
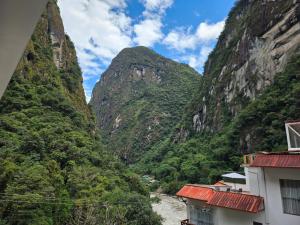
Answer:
xmin=177 ymin=121 xmax=300 ymax=225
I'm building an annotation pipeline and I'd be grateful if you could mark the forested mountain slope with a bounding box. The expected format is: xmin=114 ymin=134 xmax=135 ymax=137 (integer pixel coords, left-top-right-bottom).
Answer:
xmin=90 ymin=47 xmax=201 ymax=163
xmin=0 ymin=1 xmax=161 ymax=224
xmin=133 ymin=0 xmax=300 ymax=194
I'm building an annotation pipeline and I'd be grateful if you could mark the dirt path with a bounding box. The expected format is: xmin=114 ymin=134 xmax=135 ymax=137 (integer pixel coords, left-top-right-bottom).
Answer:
xmin=151 ymin=193 xmax=186 ymax=225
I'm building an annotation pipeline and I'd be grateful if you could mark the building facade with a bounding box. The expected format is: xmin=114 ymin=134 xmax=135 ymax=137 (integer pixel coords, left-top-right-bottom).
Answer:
xmin=178 ymin=152 xmax=300 ymax=225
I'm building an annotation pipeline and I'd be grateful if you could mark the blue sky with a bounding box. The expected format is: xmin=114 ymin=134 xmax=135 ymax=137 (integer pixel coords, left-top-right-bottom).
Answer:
xmin=58 ymin=0 xmax=236 ymax=102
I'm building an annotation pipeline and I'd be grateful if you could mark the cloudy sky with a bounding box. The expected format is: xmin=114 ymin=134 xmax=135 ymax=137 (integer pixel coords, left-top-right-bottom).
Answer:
xmin=58 ymin=0 xmax=236 ymax=102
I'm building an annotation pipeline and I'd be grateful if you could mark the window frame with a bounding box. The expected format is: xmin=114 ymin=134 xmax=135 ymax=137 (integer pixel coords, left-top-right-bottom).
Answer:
xmin=189 ymin=205 xmax=214 ymax=225
xmin=280 ymin=179 xmax=300 ymax=216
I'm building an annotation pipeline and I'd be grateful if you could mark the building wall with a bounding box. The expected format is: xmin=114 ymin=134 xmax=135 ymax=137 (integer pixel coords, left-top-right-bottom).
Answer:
xmin=213 ymin=207 xmax=265 ymax=225
xmin=264 ymin=168 xmax=300 ymax=225
xmin=187 ymin=199 xmax=213 ymax=224
xmin=187 ymin=199 xmax=265 ymax=225
xmin=245 ymin=167 xmax=265 ymax=196
xmin=186 ymin=167 xmax=300 ymax=225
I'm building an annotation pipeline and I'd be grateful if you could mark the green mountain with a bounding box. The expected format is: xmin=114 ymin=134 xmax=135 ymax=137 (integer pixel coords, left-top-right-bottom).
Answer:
xmin=0 ymin=2 xmax=161 ymax=225
xmin=90 ymin=46 xmax=201 ymax=163
xmin=133 ymin=0 xmax=300 ymax=194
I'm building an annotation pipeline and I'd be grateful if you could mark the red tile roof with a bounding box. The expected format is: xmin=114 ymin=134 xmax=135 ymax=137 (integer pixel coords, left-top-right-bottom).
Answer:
xmin=207 ymin=191 xmax=264 ymax=213
xmin=177 ymin=185 xmax=264 ymax=213
xmin=176 ymin=185 xmax=214 ymax=201
xmin=251 ymin=154 xmax=300 ymax=168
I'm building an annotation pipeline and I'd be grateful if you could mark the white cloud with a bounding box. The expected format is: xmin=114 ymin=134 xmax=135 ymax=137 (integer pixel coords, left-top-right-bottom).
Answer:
xmin=182 ymin=46 xmax=213 ymax=70
xmin=58 ymin=0 xmax=221 ymax=101
xmin=58 ymin=0 xmax=134 ymax=100
xmin=83 ymin=83 xmax=93 ymax=103
xmin=163 ymin=27 xmax=196 ymax=51
xmin=58 ymin=0 xmax=132 ymax=73
xmin=196 ymin=21 xmax=225 ymax=41
xmin=133 ymin=0 xmax=173 ymax=47
xmin=163 ymin=20 xmax=225 ymax=51
xmin=141 ymin=0 xmax=174 ymax=15
xmin=133 ymin=18 xmax=163 ymax=47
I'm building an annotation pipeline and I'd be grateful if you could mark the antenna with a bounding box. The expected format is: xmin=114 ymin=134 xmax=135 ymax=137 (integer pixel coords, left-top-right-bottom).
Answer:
xmin=285 ymin=121 xmax=300 ymax=151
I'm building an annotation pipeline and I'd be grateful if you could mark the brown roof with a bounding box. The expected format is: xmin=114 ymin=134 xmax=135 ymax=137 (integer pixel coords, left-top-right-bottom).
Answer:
xmin=177 ymin=185 xmax=264 ymax=213
xmin=176 ymin=185 xmax=214 ymax=201
xmin=251 ymin=154 xmax=300 ymax=168
xmin=207 ymin=191 xmax=264 ymax=213
xmin=285 ymin=120 xmax=300 ymax=124
xmin=213 ymin=181 xmax=228 ymax=186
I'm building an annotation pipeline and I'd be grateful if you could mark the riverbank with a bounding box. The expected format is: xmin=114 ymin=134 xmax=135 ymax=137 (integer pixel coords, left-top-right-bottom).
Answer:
xmin=151 ymin=193 xmax=186 ymax=225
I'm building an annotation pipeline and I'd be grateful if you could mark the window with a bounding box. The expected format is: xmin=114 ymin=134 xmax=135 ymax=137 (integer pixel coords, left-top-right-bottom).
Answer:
xmin=253 ymin=222 xmax=263 ymax=225
xmin=280 ymin=179 xmax=300 ymax=216
xmin=189 ymin=205 xmax=213 ymax=225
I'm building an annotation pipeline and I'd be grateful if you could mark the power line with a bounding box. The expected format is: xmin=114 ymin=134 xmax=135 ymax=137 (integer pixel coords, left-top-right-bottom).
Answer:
xmin=0 ymin=196 xmax=151 ymax=206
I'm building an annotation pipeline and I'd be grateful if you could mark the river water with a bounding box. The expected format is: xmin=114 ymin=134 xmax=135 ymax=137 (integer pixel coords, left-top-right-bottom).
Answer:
xmin=151 ymin=193 xmax=187 ymax=225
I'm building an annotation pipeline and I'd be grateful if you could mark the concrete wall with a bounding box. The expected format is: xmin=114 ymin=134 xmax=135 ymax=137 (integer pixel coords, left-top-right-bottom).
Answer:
xmin=246 ymin=167 xmax=300 ymax=225
xmin=187 ymin=199 xmax=265 ymax=225
xmin=187 ymin=167 xmax=300 ymax=225
xmin=214 ymin=207 xmax=265 ymax=225
xmin=187 ymin=199 xmax=212 ymax=223
xmin=264 ymin=168 xmax=300 ymax=225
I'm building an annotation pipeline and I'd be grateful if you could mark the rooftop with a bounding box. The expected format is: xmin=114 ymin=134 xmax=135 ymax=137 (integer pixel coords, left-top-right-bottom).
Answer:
xmin=245 ymin=151 xmax=300 ymax=168
xmin=207 ymin=191 xmax=264 ymax=213
xmin=177 ymin=185 xmax=264 ymax=213
xmin=176 ymin=184 xmax=214 ymax=202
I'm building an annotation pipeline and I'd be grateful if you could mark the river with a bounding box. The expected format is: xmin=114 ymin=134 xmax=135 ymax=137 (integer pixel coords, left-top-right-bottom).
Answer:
xmin=151 ymin=193 xmax=186 ymax=225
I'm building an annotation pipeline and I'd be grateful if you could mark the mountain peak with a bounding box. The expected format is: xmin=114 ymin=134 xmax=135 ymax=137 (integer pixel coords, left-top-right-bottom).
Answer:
xmin=90 ymin=46 xmax=201 ymax=162
xmin=119 ymin=46 xmax=155 ymax=54
xmin=110 ymin=46 xmax=166 ymax=69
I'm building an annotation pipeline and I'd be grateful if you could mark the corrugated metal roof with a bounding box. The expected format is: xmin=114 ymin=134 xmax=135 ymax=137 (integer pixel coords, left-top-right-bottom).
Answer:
xmin=251 ymin=154 xmax=300 ymax=168
xmin=207 ymin=191 xmax=264 ymax=213
xmin=176 ymin=185 xmax=214 ymax=201
xmin=222 ymin=172 xmax=246 ymax=179
xmin=177 ymin=185 xmax=264 ymax=213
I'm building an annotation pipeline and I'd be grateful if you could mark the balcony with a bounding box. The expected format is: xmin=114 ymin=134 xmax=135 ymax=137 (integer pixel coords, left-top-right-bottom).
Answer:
xmin=181 ymin=219 xmax=195 ymax=225
xmin=242 ymin=154 xmax=256 ymax=166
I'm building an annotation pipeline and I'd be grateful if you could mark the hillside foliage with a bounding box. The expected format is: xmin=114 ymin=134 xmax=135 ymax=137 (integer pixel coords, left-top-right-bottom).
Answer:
xmin=0 ymin=2 xmax=162 ymax=225
xmin=90 ymin=47 xmax=201 ymax=163
xmin=134 ymin=48 xmax=300 ymax=195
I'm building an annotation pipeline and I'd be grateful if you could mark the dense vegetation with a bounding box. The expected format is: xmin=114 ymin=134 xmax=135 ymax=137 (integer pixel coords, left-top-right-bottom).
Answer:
xmin=90 ymin=47 xmax=201 ymax=163
xmin=134 ymin=47 xmax=300 ymax=195
xmin=0 ymin=2 xmax=161 ymax=225
xmin=132 ymin=0 xmax=300 ymax=194
xmin=1 ymin=2 xmax=299 ymax=225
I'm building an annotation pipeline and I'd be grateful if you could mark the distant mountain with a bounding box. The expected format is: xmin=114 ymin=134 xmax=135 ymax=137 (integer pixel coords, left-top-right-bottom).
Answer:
xmin=90 ymin=46 xmax=201 ymax=162
xmin=179 ymin=0 xmax=300 ymax=150
xmin=0 ymin=1 xmax=161 ymax=224
xmin=133 ymin=0 xmax=300 ymax=194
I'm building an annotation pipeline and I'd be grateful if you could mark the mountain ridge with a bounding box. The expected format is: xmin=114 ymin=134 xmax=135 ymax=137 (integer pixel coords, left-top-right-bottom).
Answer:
xmin=90 ymin=46 xmax=202 ymax=162
xmin=130 ymin=0 xmax=300 ymax=194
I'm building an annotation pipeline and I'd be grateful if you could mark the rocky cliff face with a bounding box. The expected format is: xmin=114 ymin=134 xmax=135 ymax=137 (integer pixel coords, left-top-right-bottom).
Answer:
xmin=47 ymin=1 xmax=65 ymax=69
xmin=134 ymin=0 xmax=300 ymax=192
xmin=90 ymin=47 xmax=201 ymax=162
xmin=190 ymin=0 xmax=300 ymax=133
